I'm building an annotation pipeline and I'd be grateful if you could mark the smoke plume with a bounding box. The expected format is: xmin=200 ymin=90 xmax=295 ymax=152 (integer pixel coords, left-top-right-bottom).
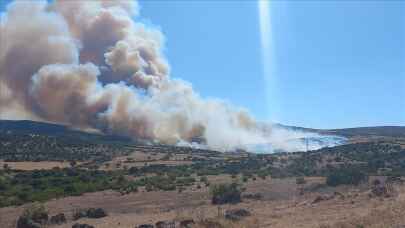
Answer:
xmin=0 ymin=0 xmax=341 ymax=152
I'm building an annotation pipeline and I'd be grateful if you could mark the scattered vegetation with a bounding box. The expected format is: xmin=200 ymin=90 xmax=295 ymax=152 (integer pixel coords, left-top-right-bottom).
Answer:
xmin=16 ymin=203 xmax=48 ymax=228
xmin=2 ymin=120 xmax=405 ymax=209
xmin=0 ymin=134 xmax=133 ymax=162
xmin=326 ymin=168 xmax=368 ymax=186
xmin=210 ymin=183 xmax=242 ymax=205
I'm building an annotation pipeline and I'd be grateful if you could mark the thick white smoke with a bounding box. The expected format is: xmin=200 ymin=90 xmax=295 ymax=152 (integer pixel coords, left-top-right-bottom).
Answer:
xmin=0 ymin=0 xmax=342 ymax=152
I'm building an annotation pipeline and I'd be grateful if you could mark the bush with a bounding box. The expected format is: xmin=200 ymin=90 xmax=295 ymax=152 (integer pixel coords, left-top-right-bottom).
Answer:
xmin=145 ymin=184 xmax=153 ymax=192
xmin=210 ymin=183 xmax=242 ymax=205
xmin=22 ymin=203 xmax=48 ymax=222
xmin=72 ymin=208 xmax=107 ymax=220
xmin=242 ymin=176 xmax=248 ymax=183
xmin=50 ymin=213 xmax=66 ymax=224
xmin=128 ymin=167 xmax=139 ymax=175
xmin=17 ymin=203 xmax=48 ymax=228
xmin=326 ymin=168 xmax=367 ymax=187
xmin=176 ymin=177 xmax=195 ymax=186
xmin=72 ymin=209 xmax=87 ymax=221
xmin=86 ymin=208 xmax=107 ymax=218
xmin=199 ymin=176 xmax=208 ymax=183
xmin=296 ymin=177 xmax=306 ymax=185
xmin=0 ymin=178 xmax=8 ymax=191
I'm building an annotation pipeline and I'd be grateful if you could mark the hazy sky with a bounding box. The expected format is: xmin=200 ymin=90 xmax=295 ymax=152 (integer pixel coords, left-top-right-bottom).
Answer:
xmin=139 ymin=0 xmax=405 ymax=129
xmin=1 ymin=0 xmax=404 ymax=129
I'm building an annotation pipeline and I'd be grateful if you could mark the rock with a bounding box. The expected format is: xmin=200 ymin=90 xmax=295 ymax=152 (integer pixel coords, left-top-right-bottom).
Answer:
xmin=86 ymin=208 xmax=107 ymax=218
xmin=16 ymin=217 xmax=41 ymax=228
xmin=137 ymin=224 xmax=154 ymax=228
xmin=50 ymin=213 xmax=66 ymax=224
xmin=72 ymin=223 xmax=95 ymax=228
xmin=179 ymin=219 xmax=195 ymax=228
xmin=225 ymin=208 xmax=251 ymax=221
xmin=155 ymin=220 xmax=175 ymax=228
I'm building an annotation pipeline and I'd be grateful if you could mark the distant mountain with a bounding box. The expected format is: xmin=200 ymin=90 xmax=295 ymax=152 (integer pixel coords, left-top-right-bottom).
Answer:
xmin=0 ymin=120 xmax=73 ymax=135
xmin=320 ymin=126 xmax=405 ymax=138
xmin=274 ymin=123 xmax=405 ymax=138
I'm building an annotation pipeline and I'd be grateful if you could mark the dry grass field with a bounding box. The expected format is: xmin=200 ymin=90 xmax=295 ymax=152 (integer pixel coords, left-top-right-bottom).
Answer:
xmin=0 ymin=160 xmax=72 ymax=171
xmin=2 ymin=121 xmax=405 ymax=228
xmin=100 ymin=150 xmax=194 ymax=170
xmin=1 ymin=176 xmax=404 ymax=228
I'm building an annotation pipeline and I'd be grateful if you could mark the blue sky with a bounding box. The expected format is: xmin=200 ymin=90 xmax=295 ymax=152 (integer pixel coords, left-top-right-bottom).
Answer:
xmin=1 ymin=1 xmax=404 ymax=129
xmin=139 ymin=0 xmax=405 ymax=129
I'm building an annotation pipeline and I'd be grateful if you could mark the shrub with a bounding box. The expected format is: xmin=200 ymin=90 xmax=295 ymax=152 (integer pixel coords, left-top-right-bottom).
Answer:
xmin=0 ymin=178 xmax=7 ymax=191
xmin=326 ymin=168 xmax=367 ymax=187
xmin=242 ymin=176 xmax=248 ymax=183
xmin=128 ymin=167 xmax=139 ymax=175
xmin=86 ymin=208 xmax=107 ymax=218
xmin=296 ymin=177 xmax=306 ymax=185
xmin=50 ymin=213 xmax=66 ymax=225
xmin=145 ymin=184 xmax=153 ymax=192
xmin=18 ymin=203 xmax=48 ymax=227
xmin=210 ymin=183 xmax=242 ymax=205
xmin=72 ymin=209 xmax=87 ymax=221
xmin=199 ymin=176 xmax=208 ymax=183
xmin=176 ymin=177 xmax=195 ymax=186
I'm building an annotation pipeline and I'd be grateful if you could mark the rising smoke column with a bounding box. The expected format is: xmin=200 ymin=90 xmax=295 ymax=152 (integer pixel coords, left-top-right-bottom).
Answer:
xmin=0 ymin=0 xmax=271 ymax=151
xmin=0 ymin=0 xmax=341 ymax=152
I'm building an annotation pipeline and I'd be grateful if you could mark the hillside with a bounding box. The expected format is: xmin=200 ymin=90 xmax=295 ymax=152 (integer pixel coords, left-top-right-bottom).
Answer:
xmin=0 ymin=120 xmax=138 ymax=163
xmin=2 ymin=120 xmax=405 ymax=147
xmin=274 ymin=123 xmax=405 ymax=138
xmin=0 ymin=120 xmax=132 ymax=145
xmin=0 ymin=120 xmax=222 ymax=162
xmin=322 ymin=126 xmax=405 ymax=138
xmin=2 ymin=120 xmax=405 ymax=228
